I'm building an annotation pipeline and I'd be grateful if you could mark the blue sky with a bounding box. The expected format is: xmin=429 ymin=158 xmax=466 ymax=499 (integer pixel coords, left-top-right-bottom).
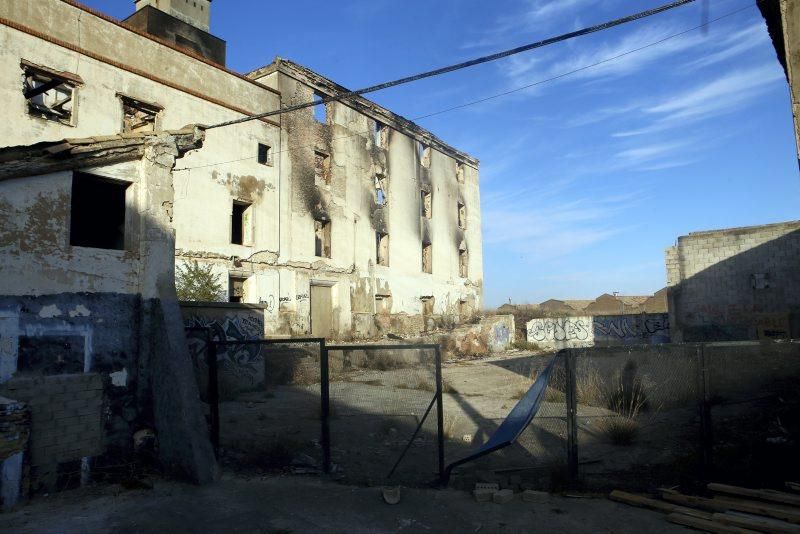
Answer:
xmin=85 ymin=0 xmax=799 ymax=307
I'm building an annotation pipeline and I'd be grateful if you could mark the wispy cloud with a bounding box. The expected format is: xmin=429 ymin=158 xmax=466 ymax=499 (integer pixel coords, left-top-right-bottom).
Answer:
xmin=481 ymin=186 xmax=643 ymax=261
xmin=683 ymin=21 xmax=770 ymax=70
xmin=613 ymin=64 xmax=784 ymax=137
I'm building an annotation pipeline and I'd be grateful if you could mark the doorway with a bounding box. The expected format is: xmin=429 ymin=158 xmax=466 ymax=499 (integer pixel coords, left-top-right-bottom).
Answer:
xmin=310 ymin=284 xmax=332 ymax=338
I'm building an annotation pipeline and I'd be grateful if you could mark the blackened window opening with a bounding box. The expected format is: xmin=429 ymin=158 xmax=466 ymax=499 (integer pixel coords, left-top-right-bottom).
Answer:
xmin=70 ymin=172 xmax=128 ymax=250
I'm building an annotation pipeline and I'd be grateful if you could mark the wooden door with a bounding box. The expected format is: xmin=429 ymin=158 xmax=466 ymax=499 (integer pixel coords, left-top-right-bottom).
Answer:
xmin=310 ymin=285 xmax=332 ymax=338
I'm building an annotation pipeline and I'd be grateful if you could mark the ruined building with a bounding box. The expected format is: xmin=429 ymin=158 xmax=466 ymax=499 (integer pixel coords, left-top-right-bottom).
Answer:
xmin=0 ymin=0 xmax=483 ymax=341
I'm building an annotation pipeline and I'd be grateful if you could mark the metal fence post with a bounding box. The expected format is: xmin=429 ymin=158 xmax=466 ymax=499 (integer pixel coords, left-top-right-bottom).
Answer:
xmin=564 ymin=349 xmax=578 ymax=486
xmin=320 ymin=339 xmax=331 ymax=474
xmin=207 ymin=340 xmax=220 ymax=457
xmin=697 ymin=344 xmax=713 ymax=481
xmin=435 ymin=345 xmax=445 ymax=483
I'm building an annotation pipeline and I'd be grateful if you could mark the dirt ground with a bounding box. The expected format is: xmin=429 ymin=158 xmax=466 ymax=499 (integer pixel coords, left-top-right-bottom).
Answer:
xmin=1 ymin=474 xmax=688 ymax=533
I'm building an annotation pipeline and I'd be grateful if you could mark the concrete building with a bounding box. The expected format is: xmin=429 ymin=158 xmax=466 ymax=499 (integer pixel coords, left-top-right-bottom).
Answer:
xmin=0 ymin=0 xmax=483 ymax=342
xmin=666 ymin=221 xmax=800 ymax=342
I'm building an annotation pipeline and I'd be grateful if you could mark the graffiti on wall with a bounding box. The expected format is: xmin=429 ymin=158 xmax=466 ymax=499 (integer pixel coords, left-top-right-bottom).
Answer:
xmin=185 ymin=314 xmax=264 ymax=383
xmin=593 ymin=315 xmax=670 ymax=341
xmin=528 ymin=318 xmax=591 ymax=343
xmin=527 ymin=314 xmax=670 ymax=348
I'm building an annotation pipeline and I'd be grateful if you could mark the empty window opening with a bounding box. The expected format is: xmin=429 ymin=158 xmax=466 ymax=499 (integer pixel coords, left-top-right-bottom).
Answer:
xmin=315 ymin=151 xmax=331 ymax=184
xmin=374 ymin=121 xmax=387 ymax=148
xmin=375 ymin=294 xmax=392 ymax=315
xmin=18 ymin=335 xmax=85 ymax=377
xmin=257 ymin=143 xmax=272 ymax=165
xmin=422 ymin=242 xmax=432 ymax=274
xmin=459 ymin=247 xmax=469 ymax=278
xmin=313 ymin=93 xmax=327 ymax=123
xmin=459 ymin=299 xmax=469 ymax=320
xmin=314 ymin=219 xmax=331 ymax=258
xmin=418 ymin=142 xmax=431 ymax=168
xmin=120 ymin=96 xmax=160 ymax=133
xmin=229 ymin=276 xmax=246 ymax=303
xmin=23 ymin=64 xmax=78 ymax=125
xmin=376 ymin=232 xmax=389 ymax=266
xmin=458 ymin=202 xmax=466 ymax=230
xmin=231 ymin=201 xmax=252 ymax=245
xmin=374 ymin=174 xmax=387 ymax=205
xmin=456 ymin=163 xmax=465 ymax=183
xmin=420 ymin=189 xmax=432 ymax=219
xmin=421 ymin=296 xmax=434 ymax=316
xmin=70 ymin=172 xmax=129 ymax=250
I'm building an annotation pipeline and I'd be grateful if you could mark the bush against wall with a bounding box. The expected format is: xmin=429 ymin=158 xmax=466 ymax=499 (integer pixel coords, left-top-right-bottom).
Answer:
xmin=176 ymin=261 xmax=224 ymax=302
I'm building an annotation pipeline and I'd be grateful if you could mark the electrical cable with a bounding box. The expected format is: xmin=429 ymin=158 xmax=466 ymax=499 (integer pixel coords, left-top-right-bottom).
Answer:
xmin=205 ymin=0 xmax=698 ymax=130
xmin=174 ymin=0 xmax=758 ymax=173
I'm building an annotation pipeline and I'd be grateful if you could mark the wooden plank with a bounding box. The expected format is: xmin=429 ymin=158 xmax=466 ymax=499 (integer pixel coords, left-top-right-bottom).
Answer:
xmin=713 ymin=498 xmax=800 ymax=525
xmin=708 ymin=484 xmax=800 ymax=507
xmin=714 ymin=512 xmax=800 ymax=533
xmin=609 ymin=491 xmax=712 ymax=520
xmin=664 ymin=493 xmax=800 ymax=524
xmin=668 ymin=513 xmax=760 ymax=533
xmin=664 ymin=493 xmax=735 ymax=512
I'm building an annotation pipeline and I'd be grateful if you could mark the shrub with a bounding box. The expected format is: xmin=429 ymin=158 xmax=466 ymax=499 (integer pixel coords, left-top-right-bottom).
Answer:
xmin=576 ymin=367 xmax=605 ymax=407
xmin=597 ymin=416 xmax=639 ymax=446
xmin=175 ymin=260 xmax=224 ymax=301
xmin=545 ymin=387 xmax=565 ymax=403
xmin=443 ymin=413 xmax=460 ymax=440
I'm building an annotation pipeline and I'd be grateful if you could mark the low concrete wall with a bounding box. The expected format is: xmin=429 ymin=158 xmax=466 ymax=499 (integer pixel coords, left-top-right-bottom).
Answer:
xmin=526 ymin=314 xmax=669 ymax=349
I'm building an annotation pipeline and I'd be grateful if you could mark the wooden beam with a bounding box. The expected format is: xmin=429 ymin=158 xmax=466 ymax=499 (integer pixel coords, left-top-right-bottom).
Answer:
xmin=663 ymin=493 xmax=800 ymax=524
xmin=713 ymin=512 xmax=800 ymax=533
xmin=23 ymin=78 xmax=62 ymax=99
xmin=708 ymin=484 xmax=800 ymax=507
xmin=609 ymin=490 xmax=712 ymax=520
xmin=667 ymin=513 xmax=759 ymax=534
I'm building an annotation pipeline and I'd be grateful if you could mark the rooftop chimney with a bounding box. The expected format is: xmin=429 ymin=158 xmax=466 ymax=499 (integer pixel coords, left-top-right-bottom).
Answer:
xmin=124 ymin=0 xmax=226 ymax=65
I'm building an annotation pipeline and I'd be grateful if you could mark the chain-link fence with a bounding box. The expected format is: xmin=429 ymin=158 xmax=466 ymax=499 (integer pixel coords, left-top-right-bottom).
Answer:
xmin=442 ymin=353 xmax=569 ymax=491
xmin=187 ymin=332 xmax=799 ymax=492
xmin=327 ymin=344 xmax=443 ymax=487
xmin=567 ymin=341 xmax=800 ymax=492
xmin=185 ymin=331 xmax=326 ymax=474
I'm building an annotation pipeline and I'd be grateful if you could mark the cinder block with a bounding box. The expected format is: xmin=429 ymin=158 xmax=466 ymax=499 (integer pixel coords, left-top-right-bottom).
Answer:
xmin=492 ymin=489 xmax=514 ymax=504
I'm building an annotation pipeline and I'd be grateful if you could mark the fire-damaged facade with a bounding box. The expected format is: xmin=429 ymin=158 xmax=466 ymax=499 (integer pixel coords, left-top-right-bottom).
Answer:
xmin=0 ymin=0 xmax=483 ymax=343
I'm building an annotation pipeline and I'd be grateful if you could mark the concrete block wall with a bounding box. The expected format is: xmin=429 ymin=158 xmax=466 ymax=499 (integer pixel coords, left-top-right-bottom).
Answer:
xmin=0 ymin=373 xmax=104 ymax=492
xmin=0 ymin=374 xmax=104 ymax=463
xmin=666 ymin=221 xmax=800 ymax=341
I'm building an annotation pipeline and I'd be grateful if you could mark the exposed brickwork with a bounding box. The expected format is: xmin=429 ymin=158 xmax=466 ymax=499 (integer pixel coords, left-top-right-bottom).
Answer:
xmin=0 ymin=396 xmax=29 ymax=461
xmin=665 ymin=221 xmax=800 ymax=341
xmin=0 ymin=373 xmax=105 ymax=466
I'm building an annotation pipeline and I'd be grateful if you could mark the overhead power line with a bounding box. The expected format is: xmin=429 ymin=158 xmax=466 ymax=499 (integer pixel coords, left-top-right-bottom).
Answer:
xmin=175 ymin=0 xmax=755 ymax=172
xmin=205 ymin=0 xmax=697 ymax=130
